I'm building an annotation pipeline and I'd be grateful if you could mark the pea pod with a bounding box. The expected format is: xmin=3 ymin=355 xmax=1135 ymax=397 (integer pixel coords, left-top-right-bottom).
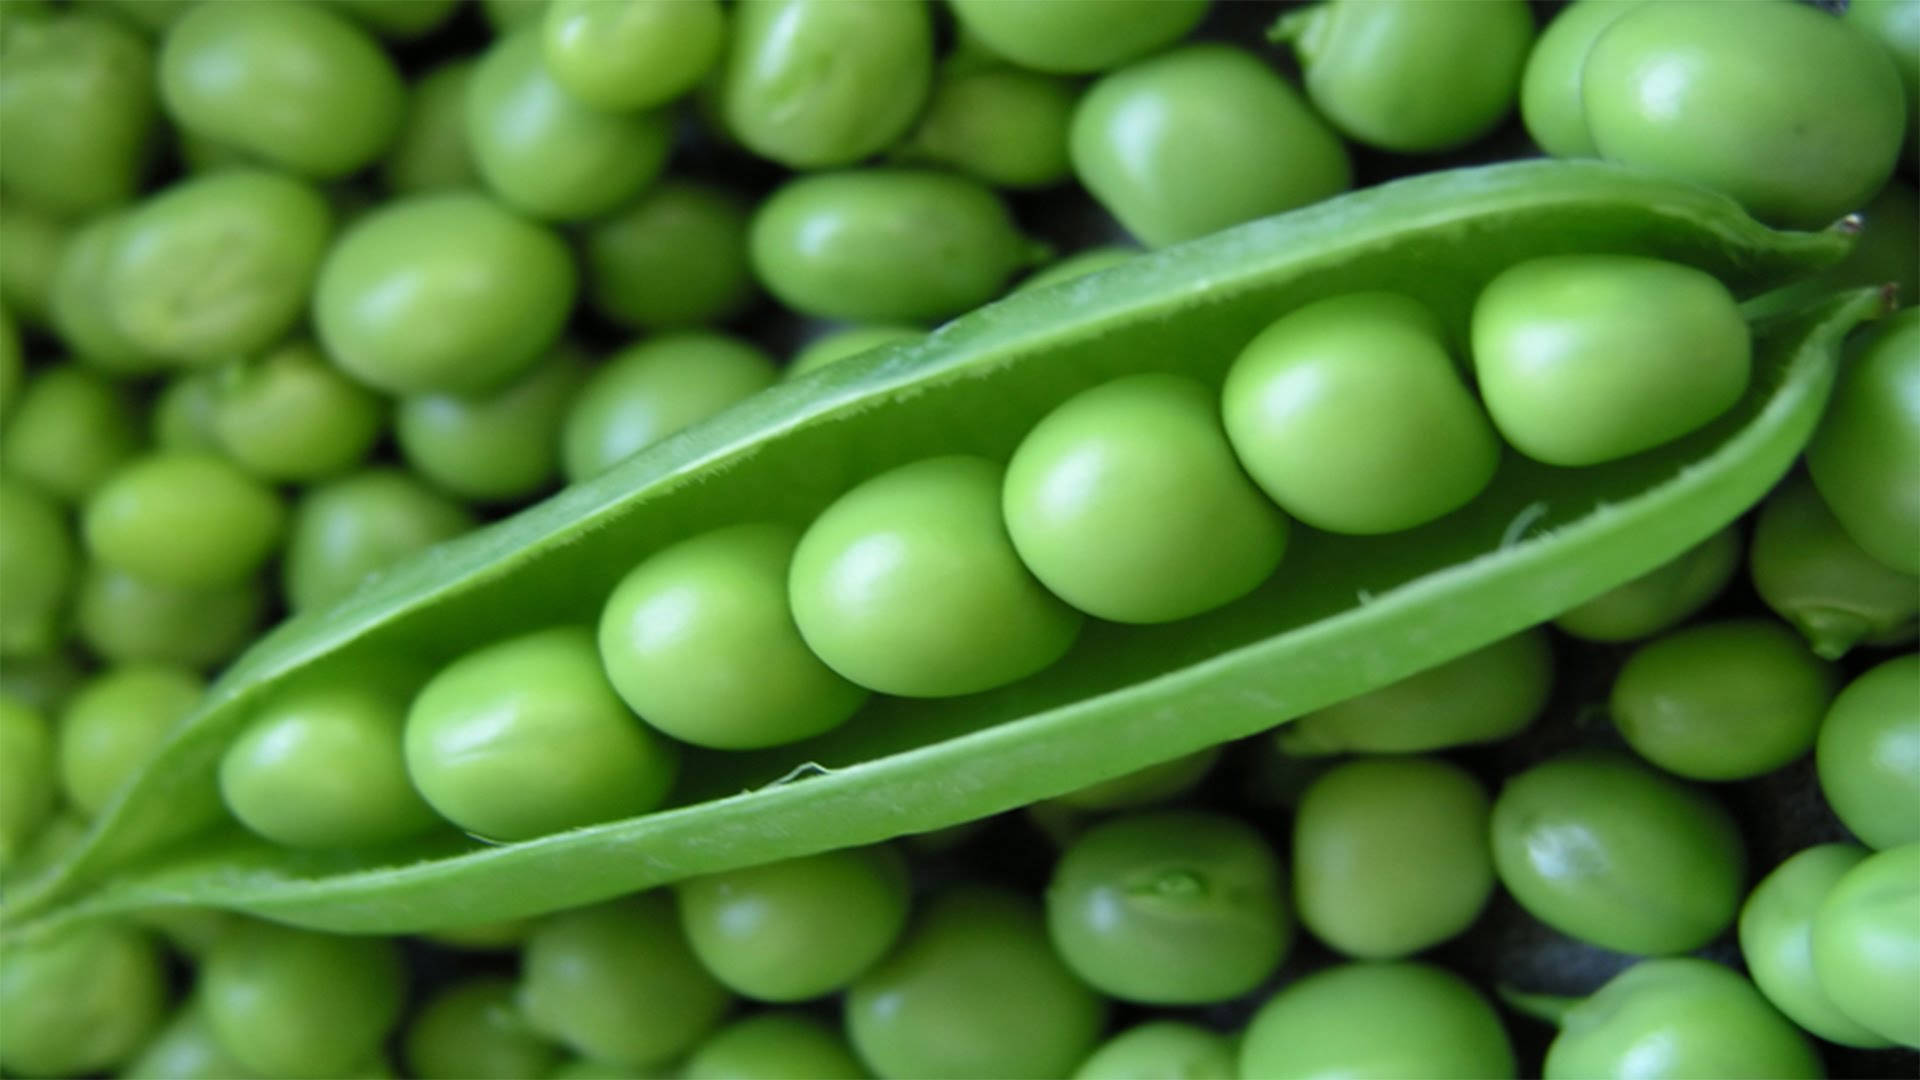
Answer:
xmin=0 ymin=162 xmax=1870 ymax=938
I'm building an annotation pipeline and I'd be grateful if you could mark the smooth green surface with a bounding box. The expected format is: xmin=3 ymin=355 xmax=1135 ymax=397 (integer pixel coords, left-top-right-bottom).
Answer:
xmin=76 ymin=565 xmax=263 ymax=670
xmin=404 ymin=976 xmax=562 ymax=1080
xmin=585 ymin=182 xmax=758 ymax=332
xmin=1553 ymin=524 xmax=1740 ymax=641
xmin=1817 ymin=654 xmax=1920 ymax=850
xmin=0 ymin=11 xmax=156 ymax=216
xmin=684 ymin=1013 xmax=865 ymax=1080
xmin=201 ymin=920 xmax=406 ymax=1080
xmin=562 ymin=333 xmax=777 ymax=483
xmin=0 ymin=699 xmax=55 ymax=872
xmin=949 ymin=0 xmax=1206 ymax=74
xmin=1240 ymin=962 xmax=1516 ymax=1079
xmin=0 ymin=200 xmax=65 ymax=328
xmin=382 ymin=59 xmax=477 ymax=196
xmin=283 ymin=469 xmax=477 ymax=613
xmin=397 ymin=343 xmax=584 ymax=505
xmin=898 ymin=64 xmax=1076 ymax=189
xmin=1738 ymin=842 xmax=1889 ymax=1047
xmin=3 ymin=366 xmax=142 ymax=503
xmin=1074 ymin=1021 xmax=1236 ymax=1080
xmin=543 ymin=0 xmax=722 ymax=112
xmin=152 ymin=370 xmax=223 ymax=454
xmin=0 ymin=477 xmax=74 ymax=656
xmin=1848 ymin=0 xmax=1920 ymax=148
xmin=123 ymin=996 xmax=255 ymax=1080
xmin=1810 ymin=842 xmax=1920 ymax=1047
xmin=1519 ymin=0 xmax=1649 ymax=157
xmin=50 ymin=211 xmax=164 ymax=374
xmin=83 ymin=453 xmax=285 ymax=589
xmin=1750 ymin=472 xmax=1919 ymax=659
xmin=1807 ymin=307 xmax=1920 ymax=573
xmin=1016 ymin=246 xmax=1139 ymax=295
xmin=59 ymin=663 xmax=203 ymax=818
xmin=0 ymin=922 xmax=165 ymax=1077
xmin=211 ymin=339 xmax=386 ymax=483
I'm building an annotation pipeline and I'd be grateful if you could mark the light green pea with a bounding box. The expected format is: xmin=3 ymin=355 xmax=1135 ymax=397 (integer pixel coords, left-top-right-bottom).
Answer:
xmin=0 ymin=11 xmax=158 ymax=215
xmin=896 ymin=64 xmax=1077 ymax=189
xmin=282 ymin=468 xmax=477 ymax=612
xmin=1807 ymin=307 xmax=1920 ymax=574
xmin=201 ymin=921 xmax=408 ymax=1080
xmin=1240 ymin=962 xmax=1516 ymax=1079
xmin=684 ymin=1013 xmax=866 ymax=1080
xmin=543 ymin=0 xmax=723 ymax=112
xmin=1818 ymin=654 xmax=1920 ymax=851
xmin=211 ymin=339 xmax=387 ymax=483
xmin=403 ymin=976 xmax=563 ymax=1080
xmin=584 ymin=182 xmax=758 ymax=332
xmin=561 ymin=332 xmax=777 ymax=483
xmin=1074 ymin=1021 xmax=1236 ymax=1080
xmin=76 ymin=564 xmax=265 ymax=670
xmin=1739 ymin=843 xmax=1889 ymax=1047
xmin=122 ymin=995 xmax=256 ymax=1080
xmin=58 ymin=662 xmax=203 ymax=817
xmin=1751 ymin=472 xmax=1919 ymax=659
xmin=395 ymin=343 xmax=585 ymax=505
xmin=1519 ymin=0 xmax=1651 ymax=157
xmin=949 ymin=0 xmax=1208 ymax=75
xmin=49 ymin=210 xmax=163 ymax=374
xmin=0 ymin=922 xmax=168 ymax=1078
xmin=1811 ymin=843 xmax=1920 ymax=1047
xmin=83 ymin=452 xmax=285 ymax=589
xmin=3 ymin=365 xmax=143 ymax=502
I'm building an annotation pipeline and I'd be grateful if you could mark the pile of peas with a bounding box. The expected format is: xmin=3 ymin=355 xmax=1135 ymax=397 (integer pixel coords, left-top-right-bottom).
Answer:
xmin=0 ymin=0 xmax=1916 ymax=1077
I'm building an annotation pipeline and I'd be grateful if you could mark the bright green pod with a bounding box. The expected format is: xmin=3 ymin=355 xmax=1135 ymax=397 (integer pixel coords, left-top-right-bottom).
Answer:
xmin=1553 ymin=524 xmax=1741 ymax=642
xmin=403 ymin=976 xmax=563 ymax=1080
xmin=83 ymin=452 xmax=285 ymax=589
xmin=1519 ymin=0 xmax=1651 ymax=158
xmin=211 ymin=339 xmax=387 ymax=483
xmin=683 ymin=1012 xmax=864 ymax=1080
xmin=1807 ymin=307 xmax=1920 ymax=573
xmin=543 ymin=0 xmax=723 ymax=112
xmin=0 ymin=12 xmax=157 ymax=215
xmin=382 ymin=60 xmax=480 ymax=196
xmin=2 ymin=366 xmax=143 ymax=503
xmin=1751 ymin=472 xmax=1919 ymax=659
xmin=0 ymin=698 xmax=55 ymax=872
xmin=0 ymin=477 xmax=74 ymax=657
xmin=585 ymin=182 xmax=759 ymax=332
xmin=49 ymin=210 xmax=164 ymax=375
xmin=58 ymin=662 xmax=204 ymax=818
xmin=282 ymin=468 xmax=477 ymax=613
xmin=0 ymin=922 xmax=167 ymax=1077
xmin=1074 ymin=1022 xmax=1236 ymax=1080
xmin=897 ymin=64 xmax=1077 ymax=189
xmin=562 ymin=333 xmax=777 ymax=483
xmin=949 ymin=0 xmax=1207 ymax=75
xmin=397 ymin=344 xmax=586 ymax=505
xmin=1818 ymin=654 xmax=1920 ymax=851
xmin=1240 ymin=962 xmax=1516 ymax=1080
xmin=1811 ymin=843 xmax=1920 ymax=1047
xmin=76 ymin=564 xmax=265 ymax=670
xmin=1739 ymin=842 xmax=1889 ymax=1047
xmin=201 ymin=920 xmax=407 ymax=1080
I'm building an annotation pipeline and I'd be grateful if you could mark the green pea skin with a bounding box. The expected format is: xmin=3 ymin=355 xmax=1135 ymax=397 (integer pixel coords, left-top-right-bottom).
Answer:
xmin=1275 ymin=0 xmax=1533 ymax=154
xmin=786 ymin=325 xmax=923 ymax=379
xmin=1811 ymin=842 xmax=1920 ymax=1047
xmin=1750 ymin=472 xmax=1919 ymax=659
xmin=202 ymin=921 xmax=407 ymax=1080
xmin=896 ymin=64 xmax=1077 ymax=189
xmin=1491 ymin=751 xmax=1746 ymax=955
xmin=327 ymin=0 xmax=463 ymax=40
xmin=316 ymin=192 xmax=577 ymax=395
xmin=949 ymin=0 xmax=1207 ymax=75
xmin=1278 ymin=628 xmax=1552 ymax=755
xmin=1554 ymin=524 xmax=1741 ymax=642
xmin=105 ymin=169 xmax=333 ymax=364
xmin=466 ymin=28 xmax=671 ymax=223
xmin=282 ymin=468 xmax=477 ymax=612
xmin=848 ymin=886 xmax=1108 ymax=1080
xmin=1817 ymin=654 xmax=1920 ymax=851
xmin=59 ymin=662 xmax=203 ymax=817
xmin=0 ymin=12 xmax=157 ymax=216
xmin=403 ymin=976 xmax=562 ymax=1080
xmin=1581 ymin=0 xmax=1904 ymax=230
xmin=683 ymin=1012 xmax=866 ymax=1080
xmin=1471 ymin=254 xmax=1751 ymax=466
xmin=0 ymin=698 xmax=55 ymax=871
xmin=77 ymin=564 xmax=265 ymax=670
xmin=1005 ymin=372 xmax=1288 ymax=623
xmin=790 ymin=455 xmax=1083 ymax=698
xmin=519 ymin=892 xmax=734 ymax=1068
xmin=1848 ymin=0 xmax=1920 ymax=150
xmin=405 ymin=625 xmax=679 ymax=841
xmin=1240 ymin=962 xmax=1516 ymax=1080
xmin=1807 ymin=308 xmax=1919 ymax=574
xmin=676 ymin=845 xmax=910 ymax=1002
xmin=586 ymin=182 xmax=759 ymax=333
xmin=50 ymin=210 xmax=164 ymax=375
xmin=397 ymin=344 xmax=584 ymax=505
xmin=750 ymin=170 xmax=1036 ymax=324
xmin=159 ymin=1 xmax=403 ymax=179
xmin=149 ymin=374 xmax=215 ymax=456
xmin=1074 ymin=1021 xmax=1236 ymax=1080
xmin=721 ymin=0 xmax=931 ymax=169
xmin=1739 ymin=842 xmax=1890 ymax=1047
xmin=123 ymin=995 xmax=256 ymax=1080
xmin=1294 ymin=756 xmax=1494 ymax=960
xmin=211 ymin=339 xmax=387 ymax=483
xmin=0 ymin=199 xmax=67 ymax=328
xmin=83 ymin=452 xmax=285 ymax=589
xmin=1071 ymin=44 xmax=1350 ymax=249
xmin=3 ymin=366 xmax=143 ymax=502
xmin=543 ymin=0 xmax=723 ymax=112
xmin=561 ymin=332 xmax=778 ymax=482
xmin=0 ymin=306 xmax=18 ymax=419
xmin=0 ymin=922 xmax=167 ymax=1078
xmin=1014 ymin=245 xmax=1139 ymax=295
xmin=0 ymin=476 xmax=75 ymax=656
xmin=383 ymin=60 xmax=480 ymax=196
xmin=1223 ymin=291 xmax=1498 ymax=534
xmin=1518 ymin=0 xmax=1650 ymax=158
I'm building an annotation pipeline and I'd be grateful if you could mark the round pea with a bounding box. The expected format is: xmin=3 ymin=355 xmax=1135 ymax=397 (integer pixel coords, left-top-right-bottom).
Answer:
xmin=1581 ymin=0 xmax=1904 ymax=230
xmin=3 ymin=365 xmax=143 ymax=502
xmin=1239 ymin=962 xmax=1516 ymax=1080
xmin=211 ymin=339 xmax=387 ymax=483
xmin=1751 ymin=472 xmax=1919 ymax=659
xmin=159 ymin=0 xmax=404 ymax=179
xmin=124 ymin=995 xmax=256 ymax=1080
xmin=1807 ymin=307 xmax=1919 ymax=574
xmin=1074 ymin=1021 xmax=1236 ymax=1080
xmin=949 ymin=0 xmax=1207 ymax=75
xmin=383 ymin=60 xmax=480 ymax=196
xmin=0 ymin=922 xmax=167 ymax=1078
xmin=786 ymin=325 xmax=922 ymax=379
xmin=283 ymin=468 xmax=477 ymax=612
xmin=0 ymin=698 xmax=55 ymax=871
xmin=404 ymin=976 xmax=562 ymax=1080
xmin=519 ymin=892 xmax=734 ymax=1068
xmin=1611 ymin=620 xmax=1837 ymax=781
xmin=789 ymin=455 xmax=1083 ymax=698
xmin=847 ymin=886 xmax=1108 ymax=1080
xmin=585 ymin=182 xmax=758 ymax=332
xmin=1071 ymin=44 xmax=1351 ymax=249
xmin=683 ymin=1012 xmax=865 ymax=1080
xmin=1519 ymin=0 xmax=1650 ymax=157
xmin=1491 ymin=751 xmax=1745 ymax=955
xmin=1046 ymin=809 xmax=1289 ymax=1004
xmin=76 ymin=564 xmax=264 ymax=670
xmin=1015 ymin=245 xmax=1138 ymax=295
xmin=0 ymin=476 xmax=74 ymax=657
xmin=543 ymin=0 xmax=723 ymax=112
xmin=600 ymin=523 xmax=868 ymax=750
xmin=1739 ymin=842 xmax=1889 ymax=1047
xmin=397 ymin=343 xmax=585 ymax=504
xmin=58 ymin=662 xmax=203 ymax=817
xmin=83 ymin=452 xmax=284 ymax=589
xmin=1471 ymin=254 xmax=1751 ymax=466
xmin=1818 ymin=654 xmax=1920 ymax=851
xmin=721 ymin=0 xmax=932 ymax=169
xmin=1553 ymin=524 xmax=1741 ymax=642
xmin=202 ymin=920 xmax=407 ymax=1080
xmin=561 ymin=332 xmax=777 ymax=483
xmin=49 ymin=210 xmax=163 ymax=375
xmin=0 ymin=11 xmax=158 ymax=216
xmin=0 ymin=200 xmax=67 ymax=328
xmin=1223 ymin=291 xmax=1498 ymax=533
xmin=404 ymin=625 xmax=678 ymax=841
xmin=897 ymin=64 xmax=1077 ymax=189
xmin=1810 ymin=842 xmax=1920 ymax=1047
xmin=750 ymin=170 xmax=1034 ymax=324
xmin=316 ymin=192 xmax=576 ymax=395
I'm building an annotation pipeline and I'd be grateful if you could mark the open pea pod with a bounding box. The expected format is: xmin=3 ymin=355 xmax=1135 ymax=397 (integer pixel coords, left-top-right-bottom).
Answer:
xmin=2 ymin=161 xmax=1878 ymax=938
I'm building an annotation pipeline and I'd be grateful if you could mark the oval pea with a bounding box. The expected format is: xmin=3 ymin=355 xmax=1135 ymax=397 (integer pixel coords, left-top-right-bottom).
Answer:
xmin=1075 ymin=1021 xmax=1237 ymax=1080
xmin=1750 ymin=472 xmax=1919 ymax=659
xmin=282 ymin=468 xmax=477 ymax=613
xmin=49 ymin=211 xmax=164 ymax=375
xmin=396 ymin=343 xmax=586 ymax=505
xmin=0 ymin=11 xmax=158 ymax=216
xmin=82 ymin=452 xmax=285 ymax=590
xmin=58 ymin=662 xmax=203 ymax=818
xmin=76 ymin=564 xmax=265 ymax=670
xmin=684 ymin=1012 xmax=865 ymax=1080
xmin=1240 ymin=962 xmax=1516 ymax=1080
xmin=211 ymin=339 xmax=387 ymax=483
xmin=1810 ymin=842 xmax=1920 ymax=1047
xmin=948 ymin=0 xmax=1207 ymax=75
xmin=403 ymin=976 xmax=562 ymax=1080
xmin=1806 ymin=307 xmax=1920 ymax=574
xmin=201 ymin=920 xmax=407 ymax=1079
xmin=2 ymin=366 xmax=143 ymax=503
xmin=584 ymin=182 xmax=758 ymax=333
xmin=0 ymin=922 xmax=167 ymax=1078
xmin=1739 ymin=842 xmax=1890 ymax=1047
xmin=1554 ymin=524 xmax=1741 ymax=642
xmin=896 ymin=64 xmax=1077 ymax=189
xmin=542 ymin=0 xmax=723 ymax=113
xmin=1817 ymin=654 xmax=1920 ymax=851
xmin=561 ymin=333 xmax=778 ymax=483
xmin=1519 ymin=0 xmax=1650 ymax=157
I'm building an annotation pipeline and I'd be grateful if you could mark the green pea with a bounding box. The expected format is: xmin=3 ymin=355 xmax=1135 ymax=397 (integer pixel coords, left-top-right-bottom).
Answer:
xmin=1047 ymin=809 xmax=1288 ymax=1004
xmin=283 ymin=468 xmax=477 ymax=612
xmin=1554 ymin=525 xmax=1741 ymax=642
xmin=405 ymin=625 xmax=679 ymax=840
xmin=59 ymin=662 xmax=203 ymax=818
xmin=1275 ymin=0 xmax=1533 ymax=153
xmin=403 ymin=976 xmax=562 ymax=1080
xmin=1471 ymin=254 xmax=1751 ymax=466
xmin=1807 ymin=308 xmax=1919 ymax=574
xmin=1225 ymin=291 xmax=1498 ymax=533
xmin=49 ymin=210 xmax=164 ymax=374
xmin=1518 ymin=0 xmax=1649 ymax=158
xmin=327 ymin=0 xmax=463 ymax=40
xmin=1071 ymin=44 xmax=1350 ymax=249
xmin=600 ymin=522 xmax=868 ymax=750
xmin=1294 ymin=756 xmax=1493 ymax=960
xmin=0 ymin=12 xmax=157 ymax=216
xmin=466 ymin=27 xmax=671 ymax=222
xmin=721 ymin=0 xmax=931 ymax=169
xmin=1046 ymin=745 xmax=1220 ymax=812
xmin=0 ymin=698 xmax=55 ymax=872
xmin=519 ymin=892 xmax=734 ymax=1068
xmin=683 ymin=1012 xmax=866 ymax=1080
xmin=3 ymin=365 xmax=143 ymax=502
xmin=949 ymin=0 xmax=1207 ymax=75
xmin=211 ymin=339 xmax=386 ymax=483
xmin=1818 ymin=654 xmax=1920 ymax=851
xmin=790 ymin=455 xmax=1083 ymax=697
xmin=1278 ymin=629 xmax=1552 ymax=755
xmin=105 ymin=169 xmax=333 ymax=364
xmin=383 ymin=60 xmax=480 ymax=196
xmin=159 ymin=1 xmax=403 ymax=179
xmin=1750 ymin=472 xmax=1919 ymax=659
xmin=1074 ymin=1021 xmax=1236 ymax=1080
xmin=1811 ymin=842 xmax=1920 ymax=1047
xmin=786 ymin=325 xmax=923 ymax=379
xmin=561 ymin=332 xmax=777 ymax=482
xmin=848 ymin=886 xmax=1108 ymax=1080
xmin=543 ymin=0 xmax=722 ymax=112
xmin=1848 ymin=0 xmax=1920 ymax=150
xmin=150 ymin=370 xmax=221 ymax=453
xmin=1006 ymin=372 xmax=1288 ymax=623
xmin=396 ymin=343 xmax=583 ymax=505
xmin=1491 ymin=751 xmax=1745 ymax=955
xmin=0 ymin=306 xmax=17 ymax=419
xmin=123 ymin=995 xmax=256 ymax=1080
xmin=1014 ymin=245 xmax=1138 ymax=294
xmin=316 ymin=192 xmax=577 ymax=395
xmin=76 ymin=564 xmax=265 ymax=670
xmin=1240 ymin=962 xmax=1516 ymax=1080
xmin=202 ymin=920 xmax=407 ymax=1080
xmin=676 ymin=845 xmax=910 ymax=1002
xmin=0 ymin=198 xmax=66 ymax=327
xmin=1739 ymin=842 xmax=1889 ymax=1047
xmin=83 ymin=452 xmax=285 ymax=589
xmin=0 ymin=476 xmax=74 ymax=657
xmin=586 ymin=181 xmax=758 ymax=332
xmin=750 ymin=170 xmax=1035 ymax=324
xmin=1582 ymin=0 xmax=1904 ymax=230
xmin=896 ymin=64 xmax=1076 ymax=189
xmin=0 ymin=922 xmax=167 ymax=1078
xmin=549 ymin=1060 xmax=668 ymax=1080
